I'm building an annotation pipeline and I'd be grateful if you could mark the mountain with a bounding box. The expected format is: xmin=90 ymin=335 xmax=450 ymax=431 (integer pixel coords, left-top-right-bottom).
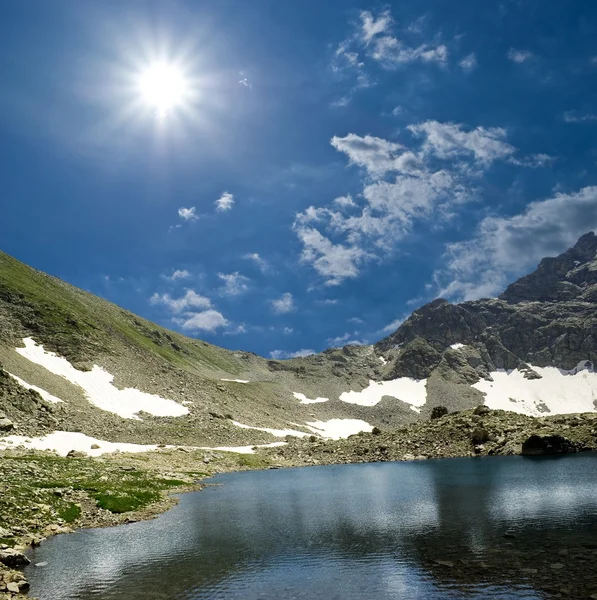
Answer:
xmin=1 ymin=232 xmax=596 ymax=454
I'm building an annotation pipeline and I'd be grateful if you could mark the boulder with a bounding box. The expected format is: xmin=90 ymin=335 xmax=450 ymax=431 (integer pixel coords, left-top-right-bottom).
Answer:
xmin=0 ymin=549 xmax=30 ymax=568
xmin=521 ymin=434 xmax=576 ymax=455
xmin=0 ymin=418 xmax=14 ymax=431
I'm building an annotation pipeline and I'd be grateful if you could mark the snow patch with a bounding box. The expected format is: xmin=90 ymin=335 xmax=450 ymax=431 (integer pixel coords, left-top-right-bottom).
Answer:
xmin=0 ymin=432 xmax=287 ymax=457
xmin=473 ymin=362 xmax=597 ymax=416
xmin=305 ymin=419 xmax=373 ymax=440
xmin=450 ymin=343 xmax=466 ymax=350
xmin=15 ymin=338 xmax=188 ymax=420
xmin=9 ymin=373 xmax=63 ymax=404
xmin=232 ymin=421 xmax=310 ymax=438
xmin=0 ymin=431 xmax=162 ymax=457
xmin=292 ymin=392 xmax=329 ymax=404
xmin=339 ymin=378 xmax=427 ymax=408
xmin=221 ymin=378 xmax=250 ymax=384
xmin=379 ymin=356 xmax=388 ymax=365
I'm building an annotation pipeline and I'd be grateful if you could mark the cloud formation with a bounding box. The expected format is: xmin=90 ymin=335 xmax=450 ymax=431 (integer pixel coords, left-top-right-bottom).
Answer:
xmin=150 ymin=289 xmax=211 ymax=313
xmin=215 ymin=192 xmax=235 ymax=212
xmin=177 ymin=310 xmax=229 ymax=332
xmin=294 ymin=121 xmax=540 ymax=286
xmin=164 ymin=269 xmax=190 ymax=281
xmin=459 ymin=53 xmax=477 ymax=72
xmin=243 ymin=253 xmax=269 ymax=272
xmin=507 ymin=48 xmax=533 ymax=63
xmin=271 ymin=292 xmax=295 ymax=314
xmin=178 ymin=207 xmax=198 ymax=221
xmin=435 ymin=186 xmax=597 ymax=301
xmin=563 ymin=110 xmax=597 ymax=123
xmin=150 ymin=289 xmax=229 ymax=332
xmin=218 ymin=272 xmax=249 ymax=296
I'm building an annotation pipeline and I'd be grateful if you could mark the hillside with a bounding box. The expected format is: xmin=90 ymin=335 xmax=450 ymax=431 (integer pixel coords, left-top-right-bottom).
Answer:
xmin=1 ymin=232 xmax=597 ymax=456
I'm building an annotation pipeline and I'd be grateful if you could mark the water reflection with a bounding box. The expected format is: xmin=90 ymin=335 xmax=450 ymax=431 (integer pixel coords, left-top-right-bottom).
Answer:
xmin=26 ymin=453 xmax=597 ymax=599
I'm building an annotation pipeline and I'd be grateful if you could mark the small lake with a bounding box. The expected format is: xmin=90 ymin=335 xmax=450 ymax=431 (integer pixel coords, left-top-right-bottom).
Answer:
xmin=26 ymin=454 xmax=597 ymax=599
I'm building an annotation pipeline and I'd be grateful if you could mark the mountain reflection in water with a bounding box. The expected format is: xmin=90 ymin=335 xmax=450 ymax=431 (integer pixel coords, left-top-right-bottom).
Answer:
xmin=26 ymin=453 xmax=597 ymax=599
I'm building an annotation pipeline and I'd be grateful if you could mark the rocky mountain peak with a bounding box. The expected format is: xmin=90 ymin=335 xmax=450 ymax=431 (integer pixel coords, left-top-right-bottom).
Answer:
xmin=499 ymin=231 xmax=597 ymax=304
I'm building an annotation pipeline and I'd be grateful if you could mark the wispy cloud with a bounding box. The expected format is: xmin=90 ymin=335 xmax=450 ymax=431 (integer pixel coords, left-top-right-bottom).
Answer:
xmin=327 ymin=332 xmax=368 ymax=346
xmin=434 ymin=185 xmax=597 ymax=301
xmin=218 ymin=272 xmax=249 ymax=296
xmin=507 ymin=48 xmax=533 ymax=63
xmin=357 ymin=9 xmax=448 ymax=68
xmin=459 ymin=53 xmax=477 ymax=72
xmin=271 ymin=292 xmax=295 ymax=314
xmin=243 ymin=252 xmax=269 ymax=273
xmin=270 ymin=348 xmax=315 ymax=359
xmin=331 ymin=8 xmax=448 ymax=106
xmin=215 ymin=191 xmax=235 ymax=212
xmin=163 ymin=269 xmax=190 ymax=281
xmin=178 ymin=207 xmax=198 ymax=221
xmin=381 ymin=316 xmax=407 ymax=334
xmin=563 ymin=110 xmax=597 ymax=123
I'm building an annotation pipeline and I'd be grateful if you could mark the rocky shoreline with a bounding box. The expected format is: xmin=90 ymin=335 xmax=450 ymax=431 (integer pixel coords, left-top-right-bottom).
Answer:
xmin=2 ymin=407 xmax=597 ymax=599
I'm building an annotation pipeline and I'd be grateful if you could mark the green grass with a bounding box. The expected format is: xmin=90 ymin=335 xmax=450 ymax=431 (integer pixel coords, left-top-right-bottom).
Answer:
xmin=93 ymin=490 xmax=160 ymax=513
xmin=236 ymin=454 xmax=271 ymax=469
xmin=56 ymin=502 xmax=81 ymax=523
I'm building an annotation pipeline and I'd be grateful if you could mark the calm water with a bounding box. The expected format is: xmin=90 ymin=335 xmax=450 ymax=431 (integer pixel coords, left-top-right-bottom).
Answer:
xmin=26 ymin=454 xmax=597 ymax=600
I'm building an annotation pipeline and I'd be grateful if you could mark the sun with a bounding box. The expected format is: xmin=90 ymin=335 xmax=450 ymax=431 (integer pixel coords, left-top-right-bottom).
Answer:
xmin=136 ymin=61 xmax=190 ymax=118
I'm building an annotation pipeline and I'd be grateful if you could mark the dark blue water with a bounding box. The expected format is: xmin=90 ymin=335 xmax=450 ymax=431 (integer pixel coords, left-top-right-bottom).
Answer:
xmin=25 ymin=454 xmax=597 ymax=599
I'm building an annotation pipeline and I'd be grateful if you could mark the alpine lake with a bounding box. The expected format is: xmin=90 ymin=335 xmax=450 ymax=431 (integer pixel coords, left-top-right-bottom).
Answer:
xmin=25 ymin=453 xmax=597 ymax=600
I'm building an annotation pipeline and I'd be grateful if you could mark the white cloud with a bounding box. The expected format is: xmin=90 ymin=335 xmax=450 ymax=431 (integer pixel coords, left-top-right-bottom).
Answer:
xmin=435 ymin=185 xmax=597 ymax=301
xmin=294 ymin=121 xmax=541 ymax=286
xmin=563 ymin=111 xmax=597 ymax=123
xmin=508 ymin=153 xmax=554 ymax=168
xmin=330 ymin=134 xmax=403 ymax=175
xmin=360 ymin=10 xmax=393 ymax=43
xmin=283 ymin=327 xmax=294 ymax=335
xmin=332 ymin=7 xmax=449 ymax=100
xmin=239 ymin=78 xmax=252 ymax=89
xmin=215 ymin=192 xmax=235 ymax=212
xmin=408 ymin=121 xmax=515 ymax=164
xmin=333 ymin=194 xmax=357 ymax=208
xmin=178 ymin=207 xmax=198 ymax=221
xmin=223 ymin=324 xmax=247 ymax=335
xmin=218 ymin=272 xmax=249 ymax=296
xmin=270 ymin=349 xmax=315 ymax=359
xmin=507 ymin=48 xmax=533 ymax=63
xmin=177 ymin=310 xmax=229 ymax=332
xmin=381 ymin=316 xmax=407 ymax=334
xmin=150 ymin=289 xmax=211 ymax=313
xmin=164 ymin=269 xmax=190 ymax=281
xmin=271 ymin=292 xmax=295 ymax=314
xmin=459 ymin=53 xmax=477 ymax=72
xmin=243 ymin=253 xmax=269 ymax=272
xmin=316 ymin=299 xmax=339 ymax=306
xmin=348 ymin=317 xmax=364 ymax=324
xmin=294 ymin=226 xmax=369 ymax=286
xmin=327 ymin=332 xmax=367 ymax=346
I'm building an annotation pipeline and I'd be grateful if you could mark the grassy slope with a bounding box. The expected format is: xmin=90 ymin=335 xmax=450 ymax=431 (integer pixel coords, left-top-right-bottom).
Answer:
xmin=0 ymin=251 xmax=247 ymax=373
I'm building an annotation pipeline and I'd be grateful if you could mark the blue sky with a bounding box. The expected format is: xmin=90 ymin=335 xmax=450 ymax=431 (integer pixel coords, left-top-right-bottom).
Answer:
xmin=2 ymin=0 xmax=597 ymax=358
